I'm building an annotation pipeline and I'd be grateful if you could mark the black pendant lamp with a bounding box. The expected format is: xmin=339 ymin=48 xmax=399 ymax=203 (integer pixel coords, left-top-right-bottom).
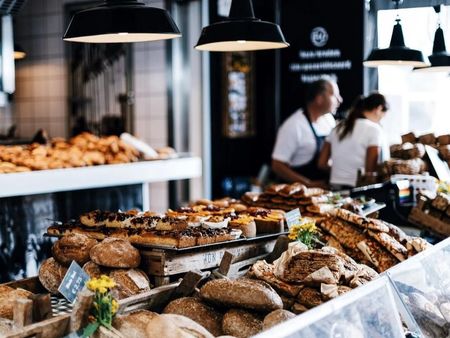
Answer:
xmin=414 ymin=6 xmax=450 ymax=73
xmin=195 ymin=0 xmax=289 ymax=52
xmin=364 ymin=0 xmax=429 ymax=67
xmin=14 ymin=43 xmax=26 ymax=60
xmin=63 ymin=0 xmax=181 ymax=43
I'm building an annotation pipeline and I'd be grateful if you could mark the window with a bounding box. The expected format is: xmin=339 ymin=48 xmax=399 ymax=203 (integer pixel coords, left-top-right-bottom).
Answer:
xmin=377 ymin=6 xmax=450 ymax=144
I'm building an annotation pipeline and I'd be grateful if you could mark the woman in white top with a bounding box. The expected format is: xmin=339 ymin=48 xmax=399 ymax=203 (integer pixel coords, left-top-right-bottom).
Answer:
xmin=318 ymin=92 xmax=390 ymax=188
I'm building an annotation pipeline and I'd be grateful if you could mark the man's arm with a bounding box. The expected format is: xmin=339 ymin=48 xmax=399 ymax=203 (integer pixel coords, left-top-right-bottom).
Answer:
xmin=271 ymin=159 xmax=326 ymax=188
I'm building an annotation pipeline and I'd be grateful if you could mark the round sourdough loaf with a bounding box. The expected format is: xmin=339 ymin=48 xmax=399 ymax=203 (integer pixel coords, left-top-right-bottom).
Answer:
xmin=52 ymin=233 xmax=97 ymax=266
xmin=263 ymin=309 xmax=296 ymax=330
xmin=199 ymin=278 xmax=283 ymax=312
xmin=109 ymin=269 xmax=151 ymax=299
xmin=163 ymin=297 xmax=223 ymax=336
xmin=38 ymin=257 xmax=68 ymax=294
xmin=113 ymin=310 xmax=159 ymax=338
xmin=89 ymin=238 xmax=140 ymax=268
xmin=145 ymin=314 xmax=214 ymax=338
xmin=0 ymin=286 xmax=34 ymax=320
xmin=222 ymin=309 xmax=263 ymax=338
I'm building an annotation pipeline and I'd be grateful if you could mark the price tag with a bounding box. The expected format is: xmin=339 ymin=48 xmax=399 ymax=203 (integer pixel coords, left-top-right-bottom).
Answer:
xmin=58 ymin=261 xmax=89 ymax=304
xmin=285 ymin=208 xmax=301 ymax=229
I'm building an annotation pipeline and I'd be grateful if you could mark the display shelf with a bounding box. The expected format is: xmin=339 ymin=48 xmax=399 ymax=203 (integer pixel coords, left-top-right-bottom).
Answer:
xmin=0 ymin=156 xmax=202 ymax=198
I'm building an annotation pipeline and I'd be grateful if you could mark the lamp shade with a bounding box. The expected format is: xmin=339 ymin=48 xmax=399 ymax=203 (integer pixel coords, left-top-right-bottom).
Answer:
xmin=414 ymin=26 xmax=450 ymax=72
xmin=195 ymin=0 xmax=289 ymax=52
xmin=14 ymin=43 xmax=26 ymax=59
xmin=63 ymin=0 xmax=181 ymax=43
xmin=364 ymin=20 xmax=429 ymax=67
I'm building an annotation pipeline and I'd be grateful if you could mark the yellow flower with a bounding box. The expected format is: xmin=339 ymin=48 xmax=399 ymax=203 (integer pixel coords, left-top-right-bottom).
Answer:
xmin=98 ymin=286 xmax=107 ymax=294
xmin=111 ymin=299 xmax=119 ymax=314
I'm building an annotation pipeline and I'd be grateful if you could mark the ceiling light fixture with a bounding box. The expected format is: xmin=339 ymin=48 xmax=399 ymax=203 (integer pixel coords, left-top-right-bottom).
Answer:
xmin=195 ymin=0 xmax=289 ymax=52
xmin=414 ymin=5 xmax=450 ymax=73
xmin=63 ymin=0 xmax=181 ymax=43
xmin=14 ymin=43 xmax=26 ymax=59
xmin=364 ymin=0 xmax=429 ymax=67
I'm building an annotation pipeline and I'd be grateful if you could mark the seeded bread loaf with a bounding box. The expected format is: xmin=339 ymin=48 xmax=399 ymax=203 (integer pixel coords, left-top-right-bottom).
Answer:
xmin=163 ymin=297 xmax=223 ymax=336
xmin=200 ymin=278 xmax=283 ymax=312
xmin=222 ymin=309 xmax=263 ymax=338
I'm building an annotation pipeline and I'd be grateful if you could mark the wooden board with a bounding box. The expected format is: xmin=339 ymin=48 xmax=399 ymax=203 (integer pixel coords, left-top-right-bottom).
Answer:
xmin=140 ymin=237 xmax=277 ymax=279
xmin=409 ymin=206 xmax=450 ymax=237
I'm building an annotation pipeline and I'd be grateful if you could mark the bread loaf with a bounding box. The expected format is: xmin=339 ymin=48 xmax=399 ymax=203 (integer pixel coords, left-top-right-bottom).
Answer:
xmin=401 ymin=132 xmax=416 ymax=144
xmin=163 ymin=297 xmax=223 ymax=336
xmin=82 ymin=261 xmax=107 ymax=278
xmin=38 ymin=257 xmax=68 ymax=294
xmin=222 ymin=309 xmax=263 ymax=338
xmin=113 ymin=310 xmax=159 ymax=338
xmin=200 ymin=278 xmax=283 ymax=312
xmin=0 ymin=286 xmax=34 ymax=319
xmin=52 ymin=233 xmax=97 ymax=266
xmin=145 ymin=314 xmax=214 ymax=338
xmin=90 ymin=238 xmax=140 ymax=268
xmin=109 ymin=269 xmax=151 ymax=300
xmin=263 ymin=309 xmax=296 ymax=330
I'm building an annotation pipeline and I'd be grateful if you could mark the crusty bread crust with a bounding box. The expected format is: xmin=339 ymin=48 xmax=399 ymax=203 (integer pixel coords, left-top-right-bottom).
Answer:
xmin=90 ymin=238 xmax=140 ymax=268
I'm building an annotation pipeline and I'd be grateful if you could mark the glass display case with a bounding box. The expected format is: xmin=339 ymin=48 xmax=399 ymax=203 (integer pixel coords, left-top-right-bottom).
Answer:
xmin=387 ymin=237 xmax=450 ymax=338
xmin=255 ymin=238 xmax=450 ymax=338
xmin=255 ymin=276 xmax=405 ymax=338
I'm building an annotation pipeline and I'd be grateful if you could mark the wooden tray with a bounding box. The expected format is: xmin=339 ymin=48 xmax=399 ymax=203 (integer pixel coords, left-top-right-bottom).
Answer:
xmin=408 ymin=196 xmax=450 ymax=237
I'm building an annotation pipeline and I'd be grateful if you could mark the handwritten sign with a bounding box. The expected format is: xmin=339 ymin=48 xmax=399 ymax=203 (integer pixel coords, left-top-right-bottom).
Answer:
xmin=285 ymin=208 xmax=301 ymax=229
xmin=58 ymin=261 xmax=89 ymax=303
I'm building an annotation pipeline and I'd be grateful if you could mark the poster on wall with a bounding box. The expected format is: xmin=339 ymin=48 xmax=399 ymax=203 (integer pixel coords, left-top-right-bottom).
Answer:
xmin=279 ymin=0 xmax=365 ymax=122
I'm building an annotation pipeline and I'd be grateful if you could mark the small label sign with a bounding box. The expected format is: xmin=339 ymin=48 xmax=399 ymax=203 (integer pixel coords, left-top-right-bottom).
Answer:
xmin=58 ymin=261 xmax=89 ymax=304
xmin=285 ymin=208 xmax=301 ymax=229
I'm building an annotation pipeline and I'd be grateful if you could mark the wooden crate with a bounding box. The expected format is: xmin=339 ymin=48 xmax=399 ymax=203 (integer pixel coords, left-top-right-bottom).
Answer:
xmin=408 ymin=196 xmax=450 ymax=237
xmin=140 ymin=236 xmax=278 ymax=285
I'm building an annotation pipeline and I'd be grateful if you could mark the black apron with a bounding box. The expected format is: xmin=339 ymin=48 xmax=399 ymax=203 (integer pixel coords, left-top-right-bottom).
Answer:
xmin=291 ymin=111 xmax=329 ymax=181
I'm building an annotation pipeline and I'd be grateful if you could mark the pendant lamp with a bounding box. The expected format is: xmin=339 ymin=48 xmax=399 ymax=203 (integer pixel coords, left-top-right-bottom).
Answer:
xmin=364 ymin=0 xmax=429 ymax=67
xmin=414 ymin=5 xmax=450 ymax=73
xmin=63 ymin=0 xmax=181 ymax=43
xmin=14 ymin=43 xmax=26 ymax=59
xmin=195 ymin=0 xmax=289 ymax=52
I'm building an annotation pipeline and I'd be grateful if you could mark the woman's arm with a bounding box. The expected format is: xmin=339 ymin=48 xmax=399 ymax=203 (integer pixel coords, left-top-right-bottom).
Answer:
xmin=365 ymin=146 xmax=381 ymax=173
xmin=317 ymin=141 xmax=331 ymax=172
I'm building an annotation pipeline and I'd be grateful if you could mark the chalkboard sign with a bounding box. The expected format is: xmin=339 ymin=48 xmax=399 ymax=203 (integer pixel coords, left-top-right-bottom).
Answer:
xmin=279 ymin=0 xmax=365 ymax=121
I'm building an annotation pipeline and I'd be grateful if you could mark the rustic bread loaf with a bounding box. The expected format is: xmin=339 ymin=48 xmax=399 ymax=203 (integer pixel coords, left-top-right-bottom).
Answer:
xmin=113 ymin=310 xmax=159 ymax=338
xmin=109 ymin=269 xmax=151 ymax=300
xmin=90 ymin=238 xmax=140 ymax=268
xmin=52 ymin=233 xmax=97 ymax=266
xmin=200 ymin=278 xmax=283 ymax=312
xmin=145 ymin=314 xmax=214 ymax=338
xmin=82 ymin=261 xmax=107 ymax=278
xmin=0 ymin=286 xmax=34 ymax=319
xmin=163 ymin=297 xmax=223 ymax=336
xmin=38 ymin=257 xmax=68 ymax=294
xmin=263 ymin=309 xmax=296 ymax=330
xmin=222 ymin=309 xmax=263 ymax=338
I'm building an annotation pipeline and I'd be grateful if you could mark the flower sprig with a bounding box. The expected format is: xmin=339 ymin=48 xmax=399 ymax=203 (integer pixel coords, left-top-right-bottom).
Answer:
xmin=437 ymin=180 xmax=450 ymax=195
xmin=82 ymin=275 xmax=118 ymax=337
xmin=288 ymin=218 xmax=318 ymax=249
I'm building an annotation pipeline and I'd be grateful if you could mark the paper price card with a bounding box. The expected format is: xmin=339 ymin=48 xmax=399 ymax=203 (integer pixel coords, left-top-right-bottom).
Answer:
xmin=285 ymin=208 xmax=301 ymax=229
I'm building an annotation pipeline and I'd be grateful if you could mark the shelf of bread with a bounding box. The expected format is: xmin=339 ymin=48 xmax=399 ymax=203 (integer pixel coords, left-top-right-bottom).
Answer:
xmin=0 ymin=155 xmax=201 ymax=198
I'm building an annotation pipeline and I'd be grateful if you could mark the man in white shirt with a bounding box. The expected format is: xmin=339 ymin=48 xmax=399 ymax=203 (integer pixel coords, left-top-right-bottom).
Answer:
xmin=271 ymin=78 xmax=342 ymax=188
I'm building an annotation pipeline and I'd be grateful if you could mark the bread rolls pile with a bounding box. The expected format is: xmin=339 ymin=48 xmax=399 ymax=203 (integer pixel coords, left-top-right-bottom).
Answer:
xmin=161 ymin=278 xmax=294 ymax=338
xmin=39 ymin=234 xmax=151 ymax=299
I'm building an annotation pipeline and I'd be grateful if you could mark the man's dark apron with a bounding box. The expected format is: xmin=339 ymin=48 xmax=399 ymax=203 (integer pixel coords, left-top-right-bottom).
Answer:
xmin=291 ymin=112 xmax=329 ymax=181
